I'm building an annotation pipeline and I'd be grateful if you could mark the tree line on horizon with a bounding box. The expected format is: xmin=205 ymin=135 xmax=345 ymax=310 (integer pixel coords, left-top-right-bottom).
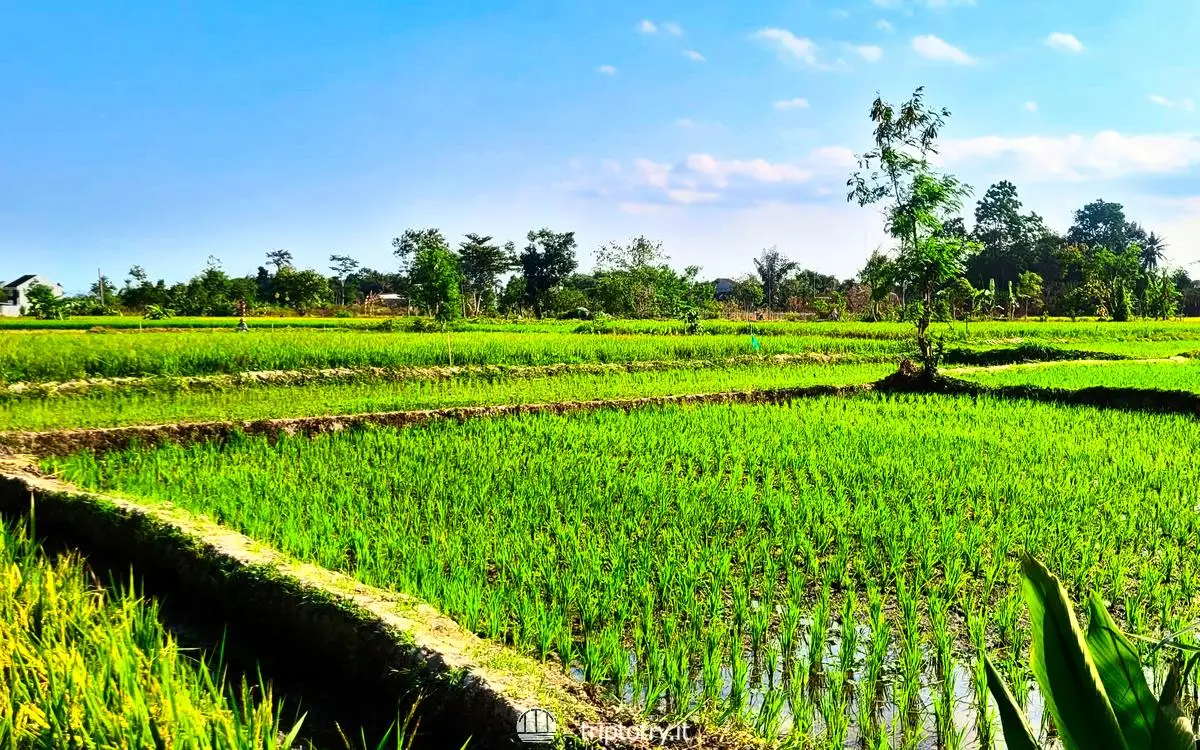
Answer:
xmin=22 ymin=90 xmax=1200 ymax=325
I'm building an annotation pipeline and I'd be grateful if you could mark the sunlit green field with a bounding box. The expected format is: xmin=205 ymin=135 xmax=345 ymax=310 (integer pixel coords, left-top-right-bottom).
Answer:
xmin=951 ymin=359 xmax=1200 ymax=392
xmin=0 ymin=329 xmax=914 ymax=383
xmin=47 ymin=393 xmax=1200 ymax=744
xmin=6 ymin=323 xmax=1200 ymax=384
xmin=0 ymin=362 xmax=891 ymax=430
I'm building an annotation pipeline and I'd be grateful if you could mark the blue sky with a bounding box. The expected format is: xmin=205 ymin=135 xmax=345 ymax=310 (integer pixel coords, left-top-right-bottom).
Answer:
xmin=3 ymin=0 xmax=1200 ymax=293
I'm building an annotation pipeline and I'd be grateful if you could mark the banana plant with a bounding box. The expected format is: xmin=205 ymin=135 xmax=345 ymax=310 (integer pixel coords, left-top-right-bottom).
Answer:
xmin=985 ymin=556 xmax=1197 ymax=750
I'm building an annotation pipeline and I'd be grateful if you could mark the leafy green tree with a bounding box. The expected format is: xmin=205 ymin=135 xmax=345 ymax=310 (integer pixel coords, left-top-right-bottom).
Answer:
xmin=1016 ymin=271 xmax=1044 ymax=317
xmin=593 ymin=236 xmax=693 ymax=318
xmin=1068 ymin=200 xmax=1130 ymax=255
xmin=858 ymin=249 xmax=896 ymax=321
xmin=410 ymin=244 xmax=463 ymax=321
xmin=24 ymin=284 xmax=69 ymax=319
xmin=392 ymin=229 xmax=449 ymax=272
xmin=329 ymin=254 xmax=361 ymax=305
xmin=752 ymin=247 xmax=798 ymax=311
xmin=847 ymin=87 xmax=978 ymax=372
xmin=272 ymin=268 xmax=331 ymax=313
xmin=729 ymin=275 xmax=764 ymax=310
xmin=265 ymin=249 xmax=294 ymax=274
xmin=458 ymin=234 xmax=514 ymax=315
xmin=520 ymin=229 xmax=577 ymax=318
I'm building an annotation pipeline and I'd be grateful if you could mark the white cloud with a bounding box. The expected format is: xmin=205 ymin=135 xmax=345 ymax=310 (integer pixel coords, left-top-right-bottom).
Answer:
xmin=597 ymin=64 xmax=618 ymax=75
xmin=830 ymin=8 xmax=851 ymax=19
xmin=754 ymin=28 xmax=823 ymax=69
xmin=853 ymin=44 xmax=884 ymax=62
xmin=940 ymin=131 xmax=1200 ymax=181
xmin=637 ymin=19 xmax=657 ymax=34
xmin=774 ymin=97 xmax=811 ymax=110
xmin=1149 ymin=94 xmax=1196 ymax=111
xmin=666 ymin=189 xmax=720 ymax=204
xmin=876 ymin=19 xmax=895 ymax=32
xmin=922 ymin=0 xmax=976 ymax=6
xmin=1046 ymin=32 xmax=1084 ymax=53
xmin=682 ymin=154 xmax=812 ymax=186
xmin=676 ymin=118 xmax=697 ymax=128
xmin=663 ymin=22 xmax=683 ymax=36
xmin=911 ymin=34 xmax=975 ymax=64
xmin=683 ymin=49 xmax=706 ymax=62
xmin=872 ymin=0 xmax=904 ymax=7
xmin=1023 ymin=101 xmax=1038 ymax=112
xmin=809 ymin=146 xmax=857 ymax=168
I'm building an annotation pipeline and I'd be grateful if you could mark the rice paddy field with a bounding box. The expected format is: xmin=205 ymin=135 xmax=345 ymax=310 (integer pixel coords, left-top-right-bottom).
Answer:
xmin=950 ymin=358 xmax=1200 ymax=393
xmin=45 ymin=394 xmax=1200 ymax=746
xmin=0 ymin=362 xmax=892 ymax=430
xmin=5 ymin=316 xmax=1200 ymax=748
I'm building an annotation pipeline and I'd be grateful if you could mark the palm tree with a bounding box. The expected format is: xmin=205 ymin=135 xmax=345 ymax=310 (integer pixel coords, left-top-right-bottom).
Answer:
xmin=1140 ymin=231 xmax=1167 ymax=272
xmin=753 ymin=247 xmax=798 ymax=311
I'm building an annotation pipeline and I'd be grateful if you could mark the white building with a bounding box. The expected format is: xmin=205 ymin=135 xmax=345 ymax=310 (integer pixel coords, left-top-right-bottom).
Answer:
xmin=1 ymin=275 xmax=64 ymax=317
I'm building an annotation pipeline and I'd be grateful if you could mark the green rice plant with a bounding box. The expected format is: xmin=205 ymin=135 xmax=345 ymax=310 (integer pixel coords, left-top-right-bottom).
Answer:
xmin=45 ymin=393 xmax=1200 ymax=741
xmin=837 ymin=587 xmax=859 ymax=683
xmin=0 ymin=516 xmax=311 ymax=750
xmin=808 ymin=580 xmax=832 ymax=683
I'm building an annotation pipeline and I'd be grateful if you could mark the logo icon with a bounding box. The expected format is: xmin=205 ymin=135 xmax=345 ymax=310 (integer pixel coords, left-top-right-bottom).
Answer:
xmin=516 ymin=708 xmax=558 ymax=744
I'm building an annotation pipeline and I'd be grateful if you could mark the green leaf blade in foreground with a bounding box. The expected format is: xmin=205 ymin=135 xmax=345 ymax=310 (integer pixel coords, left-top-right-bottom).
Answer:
xmin=984 ymin=655 xmax=1040 ymax=750
xmin=1086 ymin=593 xmax=1156 ymax=749
xmin=1021 ymin=556 xmax=1128 ymax=750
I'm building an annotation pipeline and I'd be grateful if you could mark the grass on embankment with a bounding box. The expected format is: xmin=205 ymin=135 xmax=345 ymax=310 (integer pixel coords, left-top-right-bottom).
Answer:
xmin=0 ymin=516 xmax=309 ymax=749
xmin=0 ymin=362 xmax=893 ymax=430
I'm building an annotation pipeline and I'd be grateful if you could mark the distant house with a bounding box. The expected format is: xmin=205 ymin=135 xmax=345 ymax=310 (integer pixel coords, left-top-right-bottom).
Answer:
xmin=1 ymin=275 xmax=63 ymax=317
xmin=714 ymin=278 xmax=735 ymax=301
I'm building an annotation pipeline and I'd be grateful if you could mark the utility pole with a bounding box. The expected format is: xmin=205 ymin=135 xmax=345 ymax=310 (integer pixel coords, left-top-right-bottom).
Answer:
xmin=97 ymin=268 xmax=106 ymax=307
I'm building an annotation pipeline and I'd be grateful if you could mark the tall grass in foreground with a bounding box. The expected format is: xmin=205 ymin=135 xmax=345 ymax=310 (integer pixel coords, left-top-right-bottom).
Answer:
xmin=0 ymin=516 xmax=309 ymax=749
xmin=49 ymin=393 xmax=1200 ymax=744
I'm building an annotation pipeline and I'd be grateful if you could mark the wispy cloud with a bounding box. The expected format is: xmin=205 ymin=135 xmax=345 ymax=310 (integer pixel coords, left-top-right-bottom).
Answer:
xmin=1023 ymin=101 xmax=1038 ymax=112
xmin=852 ymin=44 xmax=883 ymax=62
xmin=597 ymin=64 xmax=618 ymax=75
xmin=830 ymin=8 xmax=851 ymax=19
xmin=676 ymin=118 xmax=697 ymax=128
xmin=1149 ymin=94 xmax=1196 ymax=111
xmin=683 ymin=49 xmax=706 ymax=62
xmin=774 ymin=97 xmax=811 ymax=110
xmin=911 ymin=34 xmax=974 ymax=64
xmin=576 ymin=147 xmax=855 ymax=209
xmin=637 ymin=19 xmax=657 ymax=34
xmin=876 ymin=19 xmax=895 ymax=32
xmin=754 ymin=28 xmax=825 ymax=69
xmin=940 ymin=131 xmax=1200 ymax=181
xmin=1046 ymin=32 xmax=1084 ymax=53
xmin=663 ymin=22 xmax=683 ymax=36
